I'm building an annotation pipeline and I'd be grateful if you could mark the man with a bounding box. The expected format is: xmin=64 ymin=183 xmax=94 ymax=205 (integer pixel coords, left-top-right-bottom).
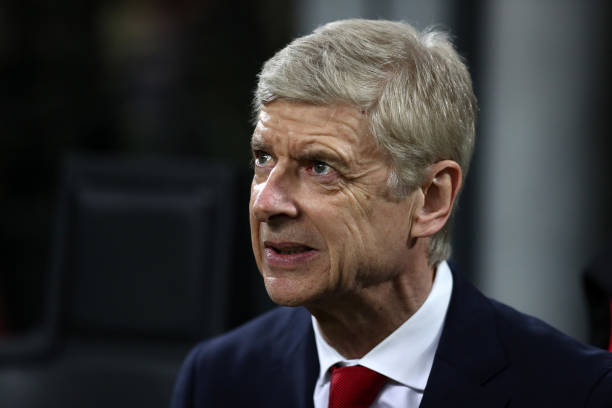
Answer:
xmin=171 ymin=19 xmax=612 ymax=407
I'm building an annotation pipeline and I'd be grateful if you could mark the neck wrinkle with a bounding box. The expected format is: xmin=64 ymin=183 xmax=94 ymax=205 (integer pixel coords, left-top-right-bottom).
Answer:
xmin=308 ymin=263 xmax=435 ymax=359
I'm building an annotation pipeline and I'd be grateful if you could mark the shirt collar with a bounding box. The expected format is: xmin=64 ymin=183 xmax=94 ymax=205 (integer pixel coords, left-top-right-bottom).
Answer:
xmin=312 ymin=261 xmax=453 ymax=391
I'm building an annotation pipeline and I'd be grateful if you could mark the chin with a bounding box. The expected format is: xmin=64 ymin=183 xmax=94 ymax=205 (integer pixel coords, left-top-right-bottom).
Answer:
xmin=263 ymin=276 xmax=315 ymax=307
xmin=266 ymin=294 xmax=303 ymax=307
xmin=264 ymin=284 xmax=305 ymax=307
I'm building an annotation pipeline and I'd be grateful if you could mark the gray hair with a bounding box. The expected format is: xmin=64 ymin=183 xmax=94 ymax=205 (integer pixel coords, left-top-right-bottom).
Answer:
xmin=253 ymin=19 xmax=477 ymax=266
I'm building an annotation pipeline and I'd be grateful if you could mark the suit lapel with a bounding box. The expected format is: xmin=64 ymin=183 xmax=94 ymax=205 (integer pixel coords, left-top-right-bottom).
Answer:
xmin=420 ymin=270 xmax=510 ymax=408
xmin=420 ymin=359 xmax=509 ymax=407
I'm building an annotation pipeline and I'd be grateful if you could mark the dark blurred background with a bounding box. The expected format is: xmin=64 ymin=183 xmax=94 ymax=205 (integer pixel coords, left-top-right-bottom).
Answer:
xmin=1 ymin=0 xmax=611 ymax=406
xmin=1 ymin=0 xmax=293 ymax=336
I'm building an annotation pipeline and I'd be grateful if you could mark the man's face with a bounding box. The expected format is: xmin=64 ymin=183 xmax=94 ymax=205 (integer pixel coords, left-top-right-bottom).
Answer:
xmin=249 ymin=100 xmax=417 ymax=307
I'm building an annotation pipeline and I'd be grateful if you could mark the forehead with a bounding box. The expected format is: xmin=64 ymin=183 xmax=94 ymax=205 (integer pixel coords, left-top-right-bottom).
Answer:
xmin=252 ymin=101 xmax=371 ymax=149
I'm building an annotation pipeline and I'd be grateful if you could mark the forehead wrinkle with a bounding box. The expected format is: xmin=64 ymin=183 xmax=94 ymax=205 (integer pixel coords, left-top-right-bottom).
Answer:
xmin=319 ymin=105 xmax=366 ymax=146
xmin=251 ymin=114 xmax=290 ymax=151
xmin=260 ymin=101 xmax=366 ymax=142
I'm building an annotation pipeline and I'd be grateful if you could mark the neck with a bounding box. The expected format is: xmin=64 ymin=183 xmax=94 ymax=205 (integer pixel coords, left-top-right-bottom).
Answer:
xmin=307 ymin=242 xmax=436 ymax=359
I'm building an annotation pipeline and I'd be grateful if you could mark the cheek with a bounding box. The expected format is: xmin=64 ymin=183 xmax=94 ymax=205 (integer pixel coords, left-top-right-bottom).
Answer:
xmin=317 ymin=200 xmax=372 ymax=275
xmin=322 ymin=188 xmax=376 ymax=241
xmin=328 ymin=190 xmax=405 ymax=256
xmin=249 ymin=190 xmax=263 ymax=268
xmin=248 ymin=190 xmax=256 ymax=236
xmin=249 ymin=181 xmax=259 ymax=212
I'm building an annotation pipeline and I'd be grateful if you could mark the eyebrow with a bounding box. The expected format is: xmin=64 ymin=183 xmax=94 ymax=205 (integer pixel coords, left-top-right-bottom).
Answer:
xmin=297 ymin=147 xmax=349 ymax=172
xmin=250 ymin=137 xmax=269 ymax=152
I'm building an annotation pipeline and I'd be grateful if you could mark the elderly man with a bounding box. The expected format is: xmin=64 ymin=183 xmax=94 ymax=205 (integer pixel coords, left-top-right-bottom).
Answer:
xmin=172 ymin=19 xmax=612 ymax=407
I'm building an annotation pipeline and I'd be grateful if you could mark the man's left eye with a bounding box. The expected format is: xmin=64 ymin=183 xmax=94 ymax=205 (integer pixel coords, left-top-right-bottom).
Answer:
xmin=312 ymin=161 xmax=332 ymax=175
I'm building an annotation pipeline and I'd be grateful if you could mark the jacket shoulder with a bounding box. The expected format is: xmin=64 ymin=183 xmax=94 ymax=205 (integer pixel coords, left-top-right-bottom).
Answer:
xmin=171 ymin=307 xmax=312 ymax=407
xmin=488 ymin=297 xmax=612 ymax=404
xmin=435 ymin=269 xmax=612 ymax=407
xmin=194 ymin=306 xmax=305 ymax=360
xmin=489 ymin=296 xmax=611 ymax=363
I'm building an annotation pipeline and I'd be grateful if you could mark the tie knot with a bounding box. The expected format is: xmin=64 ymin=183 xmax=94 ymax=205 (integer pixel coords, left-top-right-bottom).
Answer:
xmin=329 ymin=365 xmax=387 ymax=408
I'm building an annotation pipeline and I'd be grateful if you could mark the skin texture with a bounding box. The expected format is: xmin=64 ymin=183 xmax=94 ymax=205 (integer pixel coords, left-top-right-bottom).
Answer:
xmin=249 ymin=100 xmax=462 ymax=358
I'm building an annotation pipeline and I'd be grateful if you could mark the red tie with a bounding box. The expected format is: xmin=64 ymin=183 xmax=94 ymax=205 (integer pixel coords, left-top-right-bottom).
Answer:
xmin=328 ymin=365 xmax=387 ymax=408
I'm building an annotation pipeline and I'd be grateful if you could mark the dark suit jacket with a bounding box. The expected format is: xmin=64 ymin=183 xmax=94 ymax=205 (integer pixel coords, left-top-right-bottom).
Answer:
xmin=171 ymin=270 xmax=612 ymax=407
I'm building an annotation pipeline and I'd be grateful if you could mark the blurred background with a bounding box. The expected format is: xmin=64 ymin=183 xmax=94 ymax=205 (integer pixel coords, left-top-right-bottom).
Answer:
xmin=1 ymin=0 xmax=611 ymax=406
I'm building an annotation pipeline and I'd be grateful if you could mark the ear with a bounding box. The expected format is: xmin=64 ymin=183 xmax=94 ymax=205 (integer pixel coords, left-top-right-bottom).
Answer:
xmin=410 ymin=160 xmax=462 ymax=238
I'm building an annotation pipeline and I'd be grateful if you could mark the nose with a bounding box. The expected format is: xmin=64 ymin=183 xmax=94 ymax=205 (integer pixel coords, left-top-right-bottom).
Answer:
xmin=251 ymin=168 xmax=299 ymax=222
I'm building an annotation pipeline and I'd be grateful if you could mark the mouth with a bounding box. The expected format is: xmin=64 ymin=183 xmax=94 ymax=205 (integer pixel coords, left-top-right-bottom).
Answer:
xmin=263 ymin=241 xmax=319 ymax=268
xmin=266 ymin=243 xmax=313 ymax=254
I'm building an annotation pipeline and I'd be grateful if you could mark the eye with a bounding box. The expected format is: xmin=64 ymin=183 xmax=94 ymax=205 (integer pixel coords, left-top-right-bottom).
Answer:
xmin=309 ymin=161 xmax=335 ymax=177
xmin=253 ymin=151 xmax=273 ymax=168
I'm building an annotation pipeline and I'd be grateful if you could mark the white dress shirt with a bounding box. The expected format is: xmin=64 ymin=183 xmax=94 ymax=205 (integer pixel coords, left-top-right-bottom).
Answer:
xmin=312 ymin=261 xmax=453 ymax=408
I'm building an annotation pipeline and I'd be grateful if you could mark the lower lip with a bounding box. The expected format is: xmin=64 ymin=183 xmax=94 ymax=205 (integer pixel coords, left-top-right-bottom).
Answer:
xmin=264 ymin=247 xmax=319 ymax=268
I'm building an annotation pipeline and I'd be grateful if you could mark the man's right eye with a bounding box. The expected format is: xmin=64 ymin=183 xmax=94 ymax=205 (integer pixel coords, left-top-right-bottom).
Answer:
xmin=253 ymin=151 xmax=273 ymax=167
